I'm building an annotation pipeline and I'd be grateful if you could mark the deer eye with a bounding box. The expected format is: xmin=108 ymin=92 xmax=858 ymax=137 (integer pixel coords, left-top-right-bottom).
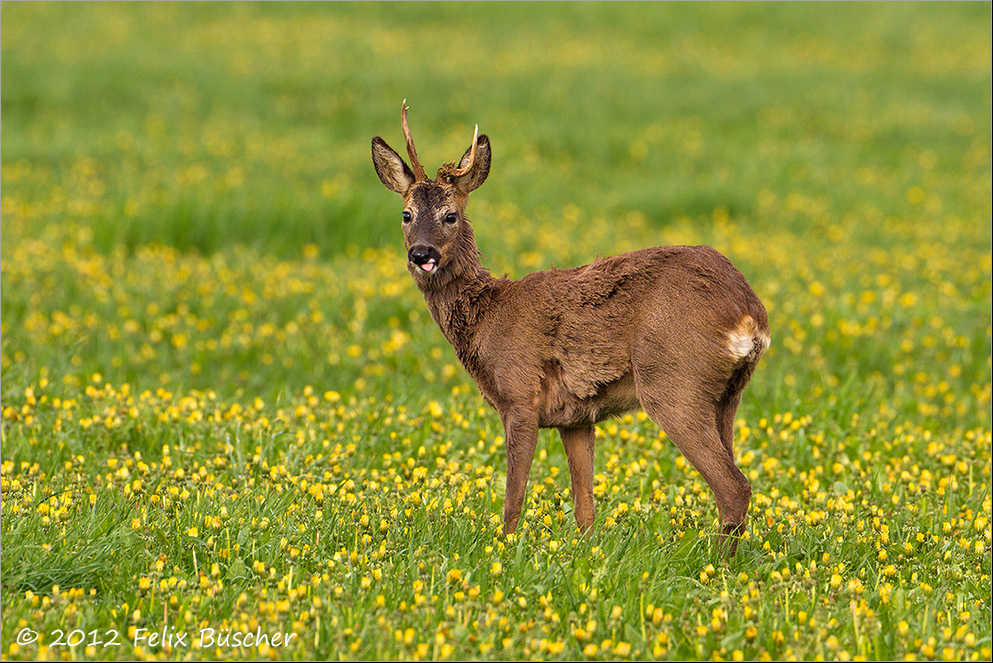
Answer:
xmin=402 ymin=211 xmax=412 ymax=224
xmin=444 ymin=212 xmax=458 ymax=225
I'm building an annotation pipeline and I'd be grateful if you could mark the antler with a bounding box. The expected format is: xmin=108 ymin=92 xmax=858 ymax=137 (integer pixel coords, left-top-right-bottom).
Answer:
xmin=401 ymin=100 xmax=428 ymax=182
xmin=438 ymin=124 xmax=479 ymax=181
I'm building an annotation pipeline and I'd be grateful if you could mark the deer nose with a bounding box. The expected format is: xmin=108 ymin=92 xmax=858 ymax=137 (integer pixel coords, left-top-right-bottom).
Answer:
xmin=408 ymin=245 xmax=441 ymax=273
xmin=409 ymin=247 xmax=432 ymax=265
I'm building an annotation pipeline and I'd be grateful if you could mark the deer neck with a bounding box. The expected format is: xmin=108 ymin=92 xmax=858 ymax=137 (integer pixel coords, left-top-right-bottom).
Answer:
xmin=422 ymin=259 xmax=498 ymax=347
xmin=417 ymin=226 xmax=500 ymax=354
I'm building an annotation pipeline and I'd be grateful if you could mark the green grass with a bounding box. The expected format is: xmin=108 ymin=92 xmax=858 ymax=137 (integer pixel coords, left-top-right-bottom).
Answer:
xmin=2 ymin=2 xmax=991 ymax=661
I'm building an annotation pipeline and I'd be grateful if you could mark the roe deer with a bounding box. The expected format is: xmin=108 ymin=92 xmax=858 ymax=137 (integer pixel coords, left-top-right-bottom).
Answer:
xmin=371 ymin=102 xmax=770 ymax=557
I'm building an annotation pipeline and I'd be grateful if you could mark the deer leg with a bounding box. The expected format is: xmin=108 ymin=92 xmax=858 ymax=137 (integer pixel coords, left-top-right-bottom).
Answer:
xmin=639 ymin=390 xmax=751 ymax=559
xmin=716 ymin=389 xmax=744 ymax=459
xmin=676 ymin=428 xmax=751 ymax=559
xmin=501 ymin=409 xmax=539 ymax=535
xmin=558 ymin=425 xmax=596 ymax=533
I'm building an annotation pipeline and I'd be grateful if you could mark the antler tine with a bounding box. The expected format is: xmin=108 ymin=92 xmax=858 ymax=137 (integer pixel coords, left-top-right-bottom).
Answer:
xmin=439 ymin=124 xmax=479 ymax=180
xmin=401 ymin=100 xmax=428 ymax=182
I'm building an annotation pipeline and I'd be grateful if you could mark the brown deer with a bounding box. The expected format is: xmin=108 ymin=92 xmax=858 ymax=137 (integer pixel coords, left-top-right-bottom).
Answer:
xmin=371 ymin=102 xmax=770 ymax=557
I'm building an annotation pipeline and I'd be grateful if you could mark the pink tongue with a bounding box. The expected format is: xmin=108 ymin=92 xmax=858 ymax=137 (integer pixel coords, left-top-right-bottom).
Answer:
xmin=421 ymin=262 xmax=435 ymax=272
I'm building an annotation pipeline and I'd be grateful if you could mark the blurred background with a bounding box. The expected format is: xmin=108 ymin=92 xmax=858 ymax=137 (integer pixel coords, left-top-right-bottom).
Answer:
xmin=4 ymin=3 xmax=989 ymax=255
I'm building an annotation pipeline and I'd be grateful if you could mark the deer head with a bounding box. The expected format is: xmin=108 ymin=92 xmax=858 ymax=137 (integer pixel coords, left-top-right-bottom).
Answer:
xmin=372 ymin=101 xmax=491 ymax=287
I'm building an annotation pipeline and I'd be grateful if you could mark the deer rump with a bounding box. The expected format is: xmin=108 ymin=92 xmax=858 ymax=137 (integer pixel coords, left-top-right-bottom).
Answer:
xmin=468 ymin=244 xmax=767 ymax=431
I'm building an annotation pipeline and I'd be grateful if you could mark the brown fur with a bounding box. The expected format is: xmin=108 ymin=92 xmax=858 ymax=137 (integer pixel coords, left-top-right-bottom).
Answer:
xmin=372 ymin=108 xmax=770 ymax=557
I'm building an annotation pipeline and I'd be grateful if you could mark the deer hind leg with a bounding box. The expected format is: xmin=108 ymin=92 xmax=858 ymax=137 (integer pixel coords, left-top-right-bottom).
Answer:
xmin=558 ymin=425 xmax=596 ymax=533
xmin=716 ymin=388 xmax=744 ymax=459
xmin=637 ymin=380 xmax=751 ymax=558
xmin=501 ymin=408 xmax=540 ymax=535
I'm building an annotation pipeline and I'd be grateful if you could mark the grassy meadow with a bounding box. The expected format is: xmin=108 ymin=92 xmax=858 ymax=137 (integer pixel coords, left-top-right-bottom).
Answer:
xmin=2 ymin=2 xmax=991 ymax=660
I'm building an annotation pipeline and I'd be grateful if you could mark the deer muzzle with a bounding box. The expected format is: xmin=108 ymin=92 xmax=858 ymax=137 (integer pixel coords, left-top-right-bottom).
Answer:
xmin=408 ymin=245 xmax=442 ymax=273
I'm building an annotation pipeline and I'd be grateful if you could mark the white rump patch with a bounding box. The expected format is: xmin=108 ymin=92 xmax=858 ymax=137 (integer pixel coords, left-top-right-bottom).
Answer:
xmin=726 ymin=315 xmax=770 ymax=360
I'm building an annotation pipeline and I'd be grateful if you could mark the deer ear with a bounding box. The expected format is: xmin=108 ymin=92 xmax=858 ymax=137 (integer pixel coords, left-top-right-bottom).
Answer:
xmin=372 ymin=137 xmax=415 ymax=195
xmin=453 ymin=134 xmax=490 ymax=194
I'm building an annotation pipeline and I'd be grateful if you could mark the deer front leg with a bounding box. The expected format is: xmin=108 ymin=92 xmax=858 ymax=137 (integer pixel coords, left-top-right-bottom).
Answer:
xmin=501 ymin=408 xmax=539 ymax=535
xmin=558 ymin=425 xmax=596 ymax=533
